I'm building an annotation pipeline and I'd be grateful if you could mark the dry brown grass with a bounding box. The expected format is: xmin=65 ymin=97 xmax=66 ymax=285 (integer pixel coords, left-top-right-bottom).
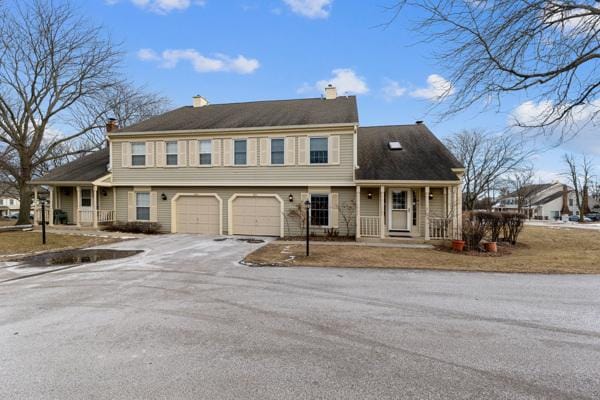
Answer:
xmin=0 ymin=231 xmax=119 ymax=258
xmin=245 ymin=227 xmax=600 ymax=274
xmin=0 ymin=219 xmax=16 ymax=227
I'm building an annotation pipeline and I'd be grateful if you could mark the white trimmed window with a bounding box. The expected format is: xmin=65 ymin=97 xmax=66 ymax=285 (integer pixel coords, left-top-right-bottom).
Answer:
xmin=271 ymin=138 xmax=285 ymax=165
xmin=310 ymin=137 xmax=328 ymax=164
xmin=131 ymin=142 xmax=146 ymax=166
xmin=234 ymin=139 xmax=247 ymax=165
xmin=136 ymin=192 xmax=150 ymax=221
xmin=310 ymin=194 xmax=329 ymax=226
xmin=199 ymin=140 xmax=212 ymax=165
xmin=166 ymin=141 xmax=178 ymax=166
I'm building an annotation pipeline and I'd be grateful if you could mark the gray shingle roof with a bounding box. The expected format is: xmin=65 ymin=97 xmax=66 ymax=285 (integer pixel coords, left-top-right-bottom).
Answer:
xmin=117 ymin=96 xmax=358 ymax=133
xmin=33 ymin=148 xmax=110 ymax=183
xmin=356 ymin=124 xmax=463 ymax=181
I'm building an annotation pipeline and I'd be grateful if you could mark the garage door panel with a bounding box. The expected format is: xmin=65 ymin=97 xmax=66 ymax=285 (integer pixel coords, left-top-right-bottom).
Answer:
xmin=232 ymin=196 xmax=281 ymax=237
xmin=175 ymin=195 xmax=220 ymax=235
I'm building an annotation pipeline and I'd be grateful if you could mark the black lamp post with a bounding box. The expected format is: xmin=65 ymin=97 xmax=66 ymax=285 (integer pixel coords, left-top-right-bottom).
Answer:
xmin=304 ymin=200 xmax=311 ymax=256
xmin=38 ymin=193 xmax=47 ymax=245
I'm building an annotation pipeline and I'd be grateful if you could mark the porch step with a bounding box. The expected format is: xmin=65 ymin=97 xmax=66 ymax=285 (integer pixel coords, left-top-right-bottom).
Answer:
xmin=358 ymin=236 xmax=429 ymax=245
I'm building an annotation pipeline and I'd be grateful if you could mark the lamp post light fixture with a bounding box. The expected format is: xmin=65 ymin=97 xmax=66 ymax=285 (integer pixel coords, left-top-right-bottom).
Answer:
xmin=304 ymin=200 xmax=311 ymax=256
xmin=38 ymin=193 xmax=48 ymax=245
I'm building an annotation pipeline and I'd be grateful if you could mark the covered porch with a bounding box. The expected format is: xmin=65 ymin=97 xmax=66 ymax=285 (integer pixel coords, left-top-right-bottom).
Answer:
xmin=32 ymin=177 xmax=115 ymax=228
xmin=355 ymin=183 xmax=462 ymax=241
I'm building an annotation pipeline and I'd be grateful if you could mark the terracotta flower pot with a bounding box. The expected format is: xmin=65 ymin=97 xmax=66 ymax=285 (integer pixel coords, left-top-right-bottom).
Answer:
xmin=452 ymin=240 xmax=465 ymax=252
xmin=484 ymin=242 xmax=497 ymax=253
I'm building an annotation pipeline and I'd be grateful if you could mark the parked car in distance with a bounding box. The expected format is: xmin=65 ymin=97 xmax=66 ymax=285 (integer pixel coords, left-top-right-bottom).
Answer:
xmin=585 ymin=213 xmax=600 ymax=222
xmin=569 ymin=215 xmax=592 ymax=222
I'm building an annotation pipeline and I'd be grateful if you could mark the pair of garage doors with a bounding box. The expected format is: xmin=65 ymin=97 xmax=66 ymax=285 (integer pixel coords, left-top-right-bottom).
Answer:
xmin=174 ymin=194 xmax=281 ymax=236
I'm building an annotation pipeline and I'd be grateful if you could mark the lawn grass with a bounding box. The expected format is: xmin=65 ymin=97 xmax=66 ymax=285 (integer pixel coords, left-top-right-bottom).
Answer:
xmin=245 ymin=226 xmax=600 ymax=274
xmin=0 ymin=231 xmax=119 ymax=257
xmin=0 ymin=219 xmax=16 ymax=227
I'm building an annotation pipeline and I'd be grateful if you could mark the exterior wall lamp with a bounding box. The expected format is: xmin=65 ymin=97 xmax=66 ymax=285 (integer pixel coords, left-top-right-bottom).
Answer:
xmin=367 ymin=192 xmax=373 ymax=199
xmin=101 ymin=189 xmax=107 ymax=196
xmin=429 ymin=192 xmax=434 ymax=200
xmin=288 ymin=193 xmax=294 ymax=202
xmin=161 ymin=193 xmax=167 ymax=201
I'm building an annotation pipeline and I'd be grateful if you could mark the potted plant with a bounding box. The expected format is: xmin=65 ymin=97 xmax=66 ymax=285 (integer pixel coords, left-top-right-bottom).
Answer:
xmin=483 ymin=241 xmax=497 ymax=253
xmin=452 ymin=239 xmax=465 ymax=251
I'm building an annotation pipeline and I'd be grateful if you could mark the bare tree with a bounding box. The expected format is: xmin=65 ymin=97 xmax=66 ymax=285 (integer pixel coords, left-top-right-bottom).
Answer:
xmin=502 ymin=166 xmax=535 ymax=216
xmin=563 ymin=153 xmax=594 ymax=221
xmin=387 ymin=1 xmax=600 ymax=137
xmin=339 ymin=200 xmax=356 ymax=237
xmin=445 ymin=130 xmax=533 ymax=210
xmin=0 ymin=1 xmax=169 ymax=225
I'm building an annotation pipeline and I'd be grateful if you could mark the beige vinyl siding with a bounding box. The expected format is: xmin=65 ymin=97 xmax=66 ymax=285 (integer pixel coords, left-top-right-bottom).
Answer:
xmin=56 ymin=187 xmax=74 ymax=224
xmin=98 ymin=188 xmax=114 ymax=211
xmin=417 ymin=187 xmax=444 ymax=236
xmin=110 ymin=132 xmax=354 ymax=186
xmin=359 ymin=189 xmax=380 ymax=217
xmin=113 ymin=186 xmax=355 ymax=236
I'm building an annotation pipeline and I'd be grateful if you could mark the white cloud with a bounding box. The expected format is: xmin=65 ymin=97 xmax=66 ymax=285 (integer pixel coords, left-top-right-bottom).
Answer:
xmin=107 ymin=0 xmax=205 ymax=14
xmin=382 ymin=79 xmax=407 ymax=100
xmin=309 ymin=68 xmax=368 ymax=95
xmin=137 ymin=48 xmax=260 ymax=74
xmin=283 ymin=0 xmax=332 ymax=19
xmin=410 ymin=74 xmax=455 ymax=101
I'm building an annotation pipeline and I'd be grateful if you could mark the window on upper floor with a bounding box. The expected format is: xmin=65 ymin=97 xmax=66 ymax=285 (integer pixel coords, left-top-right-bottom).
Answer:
xmin=199 ymin=140 xmax=212 ymax=165
xmin=271 ymin=138 xmax=284 ymax=165
xmin=166 ymin=141 xmax=178 ymax=166
xmin=136 ymin=192 xmax=150 ymax=221
xmin=9 ymin=199 xmax=14 ymax=206
xmin=131 ymin=142 xmax=146 ymax=166
xmin=310 ymin=137 xmax=328 ymax=164
xmin=234 ymin=139 xmax=247 ymax=165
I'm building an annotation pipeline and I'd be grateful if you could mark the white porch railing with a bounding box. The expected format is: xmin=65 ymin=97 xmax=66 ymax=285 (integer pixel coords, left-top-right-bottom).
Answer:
xmin=34 ymin=208 xmax=50 ymax=223
xmin=97 ymin=209 xmax=115 ymax=223
xmin=429 ymin=217 xmax=453 ymax=240
xmin=360 ymin=216 xmax=381 ymax=237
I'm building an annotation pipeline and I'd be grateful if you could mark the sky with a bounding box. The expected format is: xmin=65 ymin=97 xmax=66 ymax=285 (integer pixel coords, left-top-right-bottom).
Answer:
xmin=80 ymin=0 xmax=598 ymax=182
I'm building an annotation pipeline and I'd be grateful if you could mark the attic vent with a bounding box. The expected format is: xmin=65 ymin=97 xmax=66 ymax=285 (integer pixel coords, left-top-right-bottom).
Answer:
xmin=388 ymin=141 xmax=402 ymax=150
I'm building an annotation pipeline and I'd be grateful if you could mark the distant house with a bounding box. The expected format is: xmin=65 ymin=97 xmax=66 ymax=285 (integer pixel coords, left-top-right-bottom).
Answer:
xmin=492 ymin=182 xmax=580 ymax=220
xmin=0 ymin=186 xmax=20 ymax=217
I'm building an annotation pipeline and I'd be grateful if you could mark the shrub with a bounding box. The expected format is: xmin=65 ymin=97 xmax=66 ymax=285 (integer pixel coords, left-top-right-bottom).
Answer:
xmin=501 ymin=212 xmax=527 ymax=244
xmin=478 ymin=211 xmax=504 ymax=242
xmin=462 ymin=211 xmax=490 ymax=250
xmin=102 ymin=221 xmax=162 ymax=234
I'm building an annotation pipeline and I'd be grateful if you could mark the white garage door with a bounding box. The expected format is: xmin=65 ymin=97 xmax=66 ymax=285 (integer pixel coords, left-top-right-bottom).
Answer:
xmin=232 ymin=196 xmax=281 ymax=237
xmin=175 ymin=195 xmax=220 ymax=235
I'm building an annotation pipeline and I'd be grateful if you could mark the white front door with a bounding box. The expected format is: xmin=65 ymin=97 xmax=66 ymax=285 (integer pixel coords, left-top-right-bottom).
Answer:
xmin=389 ymin=189 xmax=411 ymax=231
xmin=80 ymin=189 xmax=93 ymax=223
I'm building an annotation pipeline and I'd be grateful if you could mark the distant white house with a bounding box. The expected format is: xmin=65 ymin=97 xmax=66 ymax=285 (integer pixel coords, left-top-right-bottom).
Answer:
xmin=492 ymin=182 xmax=583 ymax=220
xmin=0 ymin=193 xmax=20 ymax=217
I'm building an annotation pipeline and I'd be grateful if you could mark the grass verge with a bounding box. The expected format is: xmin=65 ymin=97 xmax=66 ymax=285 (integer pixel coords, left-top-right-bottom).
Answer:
xmin=0 ymin=231 xmax=119 ymax=258
xmin=244 ymin=227 xmax=600 ymax=274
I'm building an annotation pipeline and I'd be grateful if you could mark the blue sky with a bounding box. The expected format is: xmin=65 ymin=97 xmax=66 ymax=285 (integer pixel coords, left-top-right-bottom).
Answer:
xmin=84 ymin=0 xmax=596 ymax=181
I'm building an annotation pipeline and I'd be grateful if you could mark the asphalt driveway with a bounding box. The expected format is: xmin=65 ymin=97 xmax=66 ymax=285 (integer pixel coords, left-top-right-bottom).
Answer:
xmin=1 ymin=234 xmax=599 ymax=399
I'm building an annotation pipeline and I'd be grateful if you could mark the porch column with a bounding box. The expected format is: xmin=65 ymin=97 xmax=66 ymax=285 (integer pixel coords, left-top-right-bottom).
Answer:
xmin=49 ymin=187 xmax=54 ymax=227
xmin=424 ymin=186 xmax=430 ymax=240
xmin=33 ymin=186 xmax=39 ymax=226
xmin=92 ymin=186 xmax=98 ymax=228
xmin=75 ymin=186 xmax=81 ymax=227
xmin=443 ymin=187 xmax=448 ymax=216
xmin=379 ymin=185 xmax=385 ymax=239
xmin=355 ymin=186 xmax=361 ymax=239
xmin=457 ymin=183 xmax=463 ymax=235
xmin=113 ymin=187 xmax=117 ymax=221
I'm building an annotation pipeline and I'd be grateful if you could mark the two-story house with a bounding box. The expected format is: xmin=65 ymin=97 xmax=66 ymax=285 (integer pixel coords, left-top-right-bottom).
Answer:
xmin=0 ymin=185 xmax=20 ymax=218
xmin=31 ymin=86 xmax=464 ymax=240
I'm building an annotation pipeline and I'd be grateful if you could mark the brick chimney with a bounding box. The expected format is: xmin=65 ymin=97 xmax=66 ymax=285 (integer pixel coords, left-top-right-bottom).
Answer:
xmin=560 ymin=185 xmax=570 ymax=219
xmin=324 ymin=84 xmax=337 ymax=100
xmin=105 ymin=118 xmax=118 ymax=133
xmin=193 ymin=95 xmax=209 ymax=108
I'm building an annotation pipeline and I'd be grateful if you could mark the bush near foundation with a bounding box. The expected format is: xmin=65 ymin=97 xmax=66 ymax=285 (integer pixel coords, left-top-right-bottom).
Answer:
xmin=462 ymin=211 xmax=527 ymax=250
xmin=102 ymin=221 xmax=162 ymax=234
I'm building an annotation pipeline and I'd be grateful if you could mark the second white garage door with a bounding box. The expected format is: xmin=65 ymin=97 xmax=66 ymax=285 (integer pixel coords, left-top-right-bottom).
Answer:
xmin=231 ymin=196 xmax=281 ymax=237
xmin=174 ymin=195 xmax=221 ymax=235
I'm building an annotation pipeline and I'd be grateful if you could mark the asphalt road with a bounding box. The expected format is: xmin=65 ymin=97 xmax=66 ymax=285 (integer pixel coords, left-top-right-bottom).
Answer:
xmin=1 ymin=235 xmax=599 ymax=399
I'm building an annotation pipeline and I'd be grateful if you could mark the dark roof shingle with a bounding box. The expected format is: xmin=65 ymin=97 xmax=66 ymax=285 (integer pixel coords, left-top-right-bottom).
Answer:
xmin=33 ymin=148 xmax=110 ymax=183
xmin=356 ymin=124 xmax=463 ymax=181
xmin=117 ymin=96 xmax=358 ymax=133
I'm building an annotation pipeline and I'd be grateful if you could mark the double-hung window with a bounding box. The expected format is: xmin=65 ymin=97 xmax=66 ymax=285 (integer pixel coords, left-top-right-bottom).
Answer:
xmin=310 ymin=137 xmax=328 ymax=164
xmin=131 ymin=142 xmax=146 ymax=166
xmin=234 ymin=139 xmax=247 ymax=165
xmin=270 ymin=138 xmax=284 ymax=165
xmin=199 ymin=140 xmax=212 ymax=165
xmin=136 ymin=192 xmax=150 ymax=221
xmin=310 ymin=194 xmax=329 ymax=226
xmin=166 ymin=141 xmax=178 ymax=166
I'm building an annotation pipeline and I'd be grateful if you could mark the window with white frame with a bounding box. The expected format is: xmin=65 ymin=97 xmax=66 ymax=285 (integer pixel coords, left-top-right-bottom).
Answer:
xmin=131 ymin=142 xmax=146 ymax=166
xmin=136 ymin=192 xmax=150 ymax=221
xmin=271 ymin=138 xmax=284 ymax=165
xmin=81 ymin=189 xmax=92 ymax=207
xmin=310 ymin=137 xmax=328 ymax=164
xmin=9 ymin=199 xmax=14 ymax=206
xmin=310 ymin=194 xmax=329 ymax=226
xmin=199 ymin=140 xmax=212 ymax=165
xmin=234 ymin=139 xmax=247 ymax=165
xmin=166 ymin=141 xmax=178 ymax=166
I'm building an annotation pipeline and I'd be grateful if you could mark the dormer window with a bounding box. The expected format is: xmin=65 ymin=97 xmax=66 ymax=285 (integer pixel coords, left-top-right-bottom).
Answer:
xmin=388 ymin=141 xmax=402 ymax=150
